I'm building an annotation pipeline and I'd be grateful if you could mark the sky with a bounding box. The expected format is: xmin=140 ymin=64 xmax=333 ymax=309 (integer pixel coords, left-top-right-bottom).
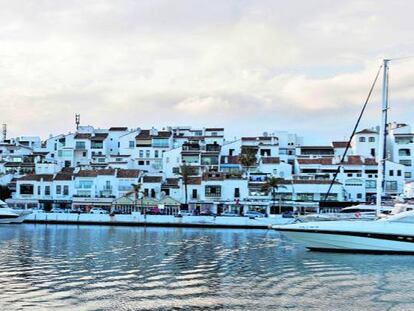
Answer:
xmin=1 ymin=0 xmax=414 ymax=144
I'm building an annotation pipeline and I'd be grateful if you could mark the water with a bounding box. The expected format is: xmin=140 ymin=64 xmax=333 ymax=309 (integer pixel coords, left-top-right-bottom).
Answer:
xmin=1 ymin=225 xmax=414 ymax=311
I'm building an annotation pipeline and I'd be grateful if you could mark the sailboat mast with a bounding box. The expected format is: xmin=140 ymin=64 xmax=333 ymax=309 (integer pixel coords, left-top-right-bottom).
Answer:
xmin=376 ymin=59 xmax=389 ymax=216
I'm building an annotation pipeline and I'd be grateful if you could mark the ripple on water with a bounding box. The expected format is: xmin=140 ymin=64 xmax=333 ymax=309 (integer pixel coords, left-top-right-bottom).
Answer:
xmin=0 ymin=225 xmax=413 ymax=310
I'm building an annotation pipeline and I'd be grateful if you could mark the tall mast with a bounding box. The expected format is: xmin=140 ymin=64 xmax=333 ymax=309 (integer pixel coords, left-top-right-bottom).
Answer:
xmin=376 ymin=59 xmax=389 ymax=216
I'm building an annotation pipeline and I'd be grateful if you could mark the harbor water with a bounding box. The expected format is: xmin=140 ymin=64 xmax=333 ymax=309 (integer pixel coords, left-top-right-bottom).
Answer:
xmin=1 ymin=224 xmax=414 ymax=310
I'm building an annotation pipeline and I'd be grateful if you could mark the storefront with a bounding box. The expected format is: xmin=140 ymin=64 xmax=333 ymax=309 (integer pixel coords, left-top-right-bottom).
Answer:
xmin=72 ymin=197 xmax=113 ymax=212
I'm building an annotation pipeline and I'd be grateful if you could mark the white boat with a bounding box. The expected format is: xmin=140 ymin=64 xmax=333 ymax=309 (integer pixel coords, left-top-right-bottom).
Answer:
xmin=274 ymin=59 xmax=414 ymax=254
xmin=0 ymin=200 xmax=30 ymax=224
xmin=274 ymin=210 xmax=414 ymax=254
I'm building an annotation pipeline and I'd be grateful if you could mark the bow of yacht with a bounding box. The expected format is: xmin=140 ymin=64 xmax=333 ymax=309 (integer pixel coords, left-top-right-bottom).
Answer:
xmin=273 ymin=210 xmax=414 ymax=254
xmin=0 ymin=200 xmax=31 ymax=224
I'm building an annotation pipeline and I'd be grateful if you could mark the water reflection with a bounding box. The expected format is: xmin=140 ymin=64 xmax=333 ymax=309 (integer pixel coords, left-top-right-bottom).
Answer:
xmin=0 ymin=224 xmax=414 ymax=310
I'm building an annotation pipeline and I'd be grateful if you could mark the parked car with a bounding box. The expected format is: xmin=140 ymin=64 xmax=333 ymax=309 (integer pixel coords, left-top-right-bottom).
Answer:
xmin=244 ymin=211 xmax=266 ymax=218
xmin=221 ymin=212 xmax=239 ymax=217
xmin=178 ymin=211 xmax=192 ymax=216
xmin=50 ymin=208 xmax=67 ymax=213
xmin=90 ymin=208 xmax=109 ymax=214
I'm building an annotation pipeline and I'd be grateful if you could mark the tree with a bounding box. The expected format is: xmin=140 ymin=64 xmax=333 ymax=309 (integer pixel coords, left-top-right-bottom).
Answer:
xmin=238 ymin=147 xmax=257 ymax=177
xmin=126 ymin=183 xmax=142 ymax=213
xmin=176 ymin=163 xmax=192 ymax=206
xmin=262 ymin=177 xmax=286 ymax=214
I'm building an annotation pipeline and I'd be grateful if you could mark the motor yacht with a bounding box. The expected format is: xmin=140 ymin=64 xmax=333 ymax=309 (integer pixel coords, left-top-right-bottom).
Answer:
xmin=274 ymin=59 xmax=414 ymax=254
xmin=274 ymin=210 xmax=414 ymax=254
xmin=0 ymin=200 xmax=30 ymax=224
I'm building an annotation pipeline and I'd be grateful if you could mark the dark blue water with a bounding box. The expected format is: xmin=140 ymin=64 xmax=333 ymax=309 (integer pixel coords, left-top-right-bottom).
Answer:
xmin=0 ymin=224 xmax=414 ymax=310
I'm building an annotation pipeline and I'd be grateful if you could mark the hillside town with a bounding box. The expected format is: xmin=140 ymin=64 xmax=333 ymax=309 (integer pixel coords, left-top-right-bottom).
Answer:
xmin=1 ymin=121 xmax=413 ymax=216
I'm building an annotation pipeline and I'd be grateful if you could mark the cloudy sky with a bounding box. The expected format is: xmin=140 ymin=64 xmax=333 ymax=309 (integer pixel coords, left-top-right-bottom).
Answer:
xmin=1 ymin=0 xmax=414 ymax=143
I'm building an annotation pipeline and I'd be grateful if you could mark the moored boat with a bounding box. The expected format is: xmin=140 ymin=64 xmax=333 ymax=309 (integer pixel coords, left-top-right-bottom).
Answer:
xmin=0 ymin=200 xmax=31 ymax=224
xmin=274 ymin=210 xmax=414 ymax=254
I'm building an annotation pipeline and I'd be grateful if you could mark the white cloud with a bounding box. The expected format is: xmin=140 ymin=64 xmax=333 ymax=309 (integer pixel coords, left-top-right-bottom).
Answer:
xmin=0 ymin=0 xmax=413 ymax=143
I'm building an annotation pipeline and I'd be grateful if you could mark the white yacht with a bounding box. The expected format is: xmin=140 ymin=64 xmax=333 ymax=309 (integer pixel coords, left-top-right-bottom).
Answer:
xmin=0 ymin=200 xmax=30 ymax=224
xmin=274 ymin=59 xmax=414 ymax=254
xmin=274 ymin=211 xmax=414 ymax=254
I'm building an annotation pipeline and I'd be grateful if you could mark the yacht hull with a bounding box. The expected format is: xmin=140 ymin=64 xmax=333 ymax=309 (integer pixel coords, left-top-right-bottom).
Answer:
xmin=278 ymin=228 xmax=414 ymax=254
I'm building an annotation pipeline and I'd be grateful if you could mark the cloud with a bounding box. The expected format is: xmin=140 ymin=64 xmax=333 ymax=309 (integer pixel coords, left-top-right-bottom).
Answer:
xmin=0 ymin=0 xmax=413 ymax=143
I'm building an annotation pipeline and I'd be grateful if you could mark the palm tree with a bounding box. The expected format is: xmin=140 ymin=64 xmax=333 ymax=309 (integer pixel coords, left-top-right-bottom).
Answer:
xmin=176 ymin=163 xmax=192 ymax=206
xmin=126 ymin=183 xmax=142 ymax=213
xmin=262 ymin=177 xmax=286 ymax=214
xmin=238 ymin=147 xmax=257 ymax=178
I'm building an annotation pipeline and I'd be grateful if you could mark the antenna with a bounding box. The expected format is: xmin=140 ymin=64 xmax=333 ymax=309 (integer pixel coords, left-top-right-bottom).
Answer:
xmin=2 ymin=124 xmax=6 ymax=142
xmin=75 ymin=114 xmax=80 ymax=130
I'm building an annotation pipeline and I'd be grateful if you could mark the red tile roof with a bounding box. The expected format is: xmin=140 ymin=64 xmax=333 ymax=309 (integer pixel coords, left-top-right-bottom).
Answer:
xmin=261 ymin=157 xmax=280 ymax=164
xmin=356 ymin=129 xmax=378 ymax=134
xmin=116 ymin=169 xmax=140 ymax=178
xmin=135 ymin=130 xmax=171 ymax=139
xmin=19 ymin=174 xmax=54 ymax=182
xmin=332 ymin=141 xmax=350 ymax=148
xmin=74 ymin=133 xmax=92 ymax=139
xmin=54 ymin=172 xmax=73 ymax=181
xmin=297 ymin=158 xmax=334 ymax=165
xmin=76 ymin=169 xmax=115 ymax=177
xmin=91 ymin=133 xmax=108 ymax=140
xmin=278 ymin=179 xmax=341 ymax=185
xmin=143 ymin=176 xmax=162 ymax=183
xmin=109 ymin=127 xmax=128 ymax=131
xmin=187 ymin=177 xmax=202 ymax=185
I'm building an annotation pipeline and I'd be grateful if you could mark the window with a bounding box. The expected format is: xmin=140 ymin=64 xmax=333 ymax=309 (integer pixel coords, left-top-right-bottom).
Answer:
xmin=366 ymin=180 xmax=376 ymax=189
xmin=56 ymin=185 xmax=62 ymax=195
xmin=397 ymin=170 xmax=402 ymax=176
xmin=192 ymin=189 xmax=198 ymax=199
xmin=82 ymin=151 xmax=87 ymax=157
xmin=75 ymin=141 xmax=86 ymax=149
xmin=20 ymin=184 xmax=34 ymax=195
xmin=357 ymin=193 xmax=362 ymax=199
xmin=146 ymin=150 xmax=150 ymax=158
xmin=296 ymin=193 xmax=314 ymax=201
xmin=405 ymin=172 xmax=412 ymax=179
xmin=146 ymin=161 xmax=150 ymax=165
xmin=138 ymin=160 xmax=145 ymax=165
xmin=63 ymin=186 xmax=69 ymax=195
xmin=154 ymin=150 xmax=159 ymax=158
xmin=400 ymin=160 xmax=412 ymax=167
xmin=205 ymin=186 xmax=221 ymax=198
xmin=368 ymin=137 xmax=375 ymax=142
xmin=234 ymin=188 xmax=240 ymax=198
xmin=371 ymin=148 xmax=375 ymax=157
xmin=389 ymin=170 xmax=394 ymax=176
xmin=139 ymin=150 xmax=144 ymax=158
xmin=150 ymin=189 xmax=156 ymax=198
xmin=385 ymin=181 xmax=397 ymax=191
xmin=359 ymin=137 xmax=366 ymax=142
xmin=129 ymin=141 xmax=135 ymax=148
xmin=45 ymin=186 xmax=50 ymax=196
xmin=399 ymin=149 xmax=411 ymax=156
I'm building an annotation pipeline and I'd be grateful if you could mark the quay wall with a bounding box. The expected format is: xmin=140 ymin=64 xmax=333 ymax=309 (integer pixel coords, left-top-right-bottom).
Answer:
xmin=24 ymin=213 xmax=294 ymax=229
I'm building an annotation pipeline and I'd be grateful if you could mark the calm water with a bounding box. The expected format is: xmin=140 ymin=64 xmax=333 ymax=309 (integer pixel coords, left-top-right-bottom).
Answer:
xmin=1 ymin=225 xmax=414 ymax=311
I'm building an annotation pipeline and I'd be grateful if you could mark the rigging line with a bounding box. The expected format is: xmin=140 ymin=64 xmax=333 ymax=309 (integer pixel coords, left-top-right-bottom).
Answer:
xmin=323 ymin=64 xmax=383 ymax=202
